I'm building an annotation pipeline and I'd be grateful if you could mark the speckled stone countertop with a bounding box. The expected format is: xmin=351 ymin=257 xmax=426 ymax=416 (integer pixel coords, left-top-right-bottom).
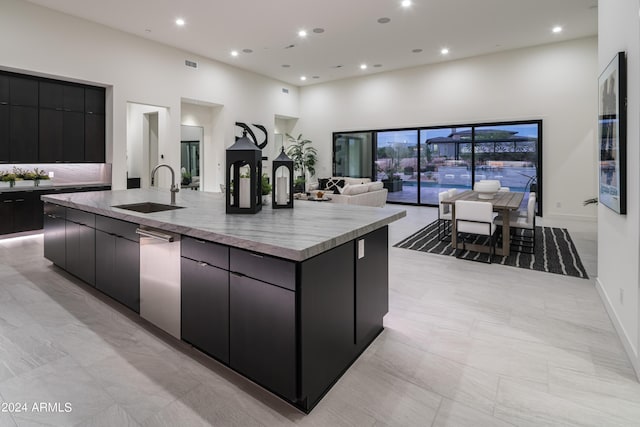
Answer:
xmin=42 ymin=188 xmax=406 ymax=261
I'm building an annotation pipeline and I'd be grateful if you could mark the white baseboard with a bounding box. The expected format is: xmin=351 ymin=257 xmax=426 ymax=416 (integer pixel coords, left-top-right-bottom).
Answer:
xmin=596 ymin=278 xmax=640 ymax=381
xmin=542 ymin=213 xmax=597 ymax=222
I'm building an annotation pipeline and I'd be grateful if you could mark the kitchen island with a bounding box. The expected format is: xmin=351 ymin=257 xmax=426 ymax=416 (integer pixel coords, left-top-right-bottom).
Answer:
xmin=41 ymin=188 xmax=405 ymax=412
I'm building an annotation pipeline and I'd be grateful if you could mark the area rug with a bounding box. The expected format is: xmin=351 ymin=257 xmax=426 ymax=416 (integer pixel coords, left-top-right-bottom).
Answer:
xmin=394 ymin=220 xmax=589 ymax=279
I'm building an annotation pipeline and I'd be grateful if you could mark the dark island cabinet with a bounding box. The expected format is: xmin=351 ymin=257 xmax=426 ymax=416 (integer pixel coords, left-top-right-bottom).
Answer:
xmin=181 ymin=257 xmax=230 ymax=364
xmin=95 ymin=216 xmax=140 ymax=313
xmin=65 ymin=208 xmax=96 ymax=286
xmin=43 ymin=202 xmax=67 ymax=268
xmin=229 ymin=273 xmax=297 ymax=401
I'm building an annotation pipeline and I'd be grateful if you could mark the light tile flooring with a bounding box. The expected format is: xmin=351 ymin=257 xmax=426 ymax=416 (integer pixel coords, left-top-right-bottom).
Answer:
xmin=0 ymin=206 xmax=637 ymax=426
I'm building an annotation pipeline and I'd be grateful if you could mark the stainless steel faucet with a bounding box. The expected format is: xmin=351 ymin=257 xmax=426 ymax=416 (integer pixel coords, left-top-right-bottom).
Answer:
xmin=151 ymin=164 xmax=179 ymax=205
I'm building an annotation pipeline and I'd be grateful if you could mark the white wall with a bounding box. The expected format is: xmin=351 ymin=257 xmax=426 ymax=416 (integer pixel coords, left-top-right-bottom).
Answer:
xmin=298 ymin=37 xmax=598 ymax=221
xmin=0 ymin=0 xmax=299 ymax=190
xmin=597 ymin=0 xmax=640 ymax=378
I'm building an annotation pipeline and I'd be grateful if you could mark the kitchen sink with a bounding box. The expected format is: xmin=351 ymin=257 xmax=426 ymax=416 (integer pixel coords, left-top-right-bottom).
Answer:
xmin=112 ymin=202 xmax=185 ymax=214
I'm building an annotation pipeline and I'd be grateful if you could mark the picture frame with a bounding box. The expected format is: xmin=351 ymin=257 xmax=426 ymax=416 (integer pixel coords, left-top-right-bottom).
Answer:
xmin=598 ymin=51 xmax=627 ymax=214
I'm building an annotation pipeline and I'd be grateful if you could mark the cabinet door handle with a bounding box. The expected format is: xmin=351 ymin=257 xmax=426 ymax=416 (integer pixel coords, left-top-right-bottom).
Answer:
xmin=230 ymin=272 xmax=244 ymax=278
xmin=3 ymin=200 xmax=13 ymax=203
xmin=198 ymin=262 xmax=208 ymax=267
xmin=249 ymin=253 xmax=264 ymax=259
xmin=15 ymin=199 xmax=25 ymax=202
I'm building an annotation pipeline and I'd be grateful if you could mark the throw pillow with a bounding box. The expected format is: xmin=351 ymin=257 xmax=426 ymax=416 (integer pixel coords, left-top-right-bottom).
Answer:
xmin=326 ymin=178 xmax=345 ymax=193
xmin=368 ymin=181 xmax=384 ymax=191
xmin=342 ymin=183 xmax=369 ymax=196
xmin=318 ymin=178 xmax=329 ymax=190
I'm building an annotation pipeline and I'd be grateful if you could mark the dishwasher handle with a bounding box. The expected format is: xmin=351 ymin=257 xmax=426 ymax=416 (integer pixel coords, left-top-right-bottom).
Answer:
xmin=136 ymin=228 xmax=175 ymax=242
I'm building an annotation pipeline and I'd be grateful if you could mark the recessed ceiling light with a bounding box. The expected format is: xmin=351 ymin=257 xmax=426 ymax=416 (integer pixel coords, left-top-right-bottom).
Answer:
xmin=175 ymin=18 xmax=185 ymax=26
xmin=401 ymin=0 xmax=412 ymax=7
xmin=242 ymin=49 xmax=253 ymax=53
xmin=412 ymin=48 xmax=423 ymax=53
xmin=360 ymin=64 xmax=368 ymax=70
xmin=313 ymin=28 xmax=325 ymax=34
xmin=298 ymin=30 xmax=307 ymax=37
xmin=230 ymin=50 xmax=239 ymax=57
xmin=552 ymin=26 xmax=563 ymax=34
xmin=377 ymin=17 xmax=391 ymax=24
xmin=300 ymin=76 xmax=307 ymax=81
xmin=441 ymin=48 xmax=450 ymax=55
xmin=282 ymin=64 xmax=291 ymax=68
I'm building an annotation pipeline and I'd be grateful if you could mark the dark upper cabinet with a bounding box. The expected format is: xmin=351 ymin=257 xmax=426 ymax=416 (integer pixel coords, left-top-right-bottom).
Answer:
xmin=40 ymin=82 xmax=84 ymax=112
xmin=63 ymin=111 xmax=85 ymax=162
xmin=39 ymin=82 xmax=64 ymax=110
xmin=84 ymin=113 xmax=105 ymax=163
xmin=10 ymin=106 xmax=38 ymax=162
xmin=85 ymin=88 xmax=105 ymax=115
xmin=0 ymin=104 xmax=8 ymax=162
xmin=10 ymin=77 xmax=38 ymax=107
xmin=63 ymin=85 xmax=84 ymax=112
xmin=39 ymin=109 xmax=63 ymax=162
xmin=0 ymin=75 xmax=8 ymax=104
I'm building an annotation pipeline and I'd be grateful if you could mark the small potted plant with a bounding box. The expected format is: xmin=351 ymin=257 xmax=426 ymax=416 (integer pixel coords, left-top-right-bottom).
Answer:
xmin=12 ymin=167 xmax=33 ymax=187
xmin=261 ymin=173 xmax=272 ymax=205
xmin=33 ymin=168 xmax=51 ymax=186
xmin=0 ymin=171 xmax=16 ymax=188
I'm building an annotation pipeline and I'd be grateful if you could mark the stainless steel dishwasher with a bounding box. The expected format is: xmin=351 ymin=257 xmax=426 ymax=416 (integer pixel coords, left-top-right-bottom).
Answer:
xmin=136 ymin=226 xmax=181 ymax=338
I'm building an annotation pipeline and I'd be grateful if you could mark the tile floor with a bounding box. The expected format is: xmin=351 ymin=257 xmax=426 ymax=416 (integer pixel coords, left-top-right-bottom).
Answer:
xmin=0 ymin=206 xmax=638 ymax=426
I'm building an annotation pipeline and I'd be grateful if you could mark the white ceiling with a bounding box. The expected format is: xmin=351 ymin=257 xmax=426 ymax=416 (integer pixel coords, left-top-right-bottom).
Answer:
xmin=25 ymin=0 xmax=598 ymax=86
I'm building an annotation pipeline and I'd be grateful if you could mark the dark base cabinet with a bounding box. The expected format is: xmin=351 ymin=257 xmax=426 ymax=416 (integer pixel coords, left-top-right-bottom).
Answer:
xmin=181 ymin=227 xmax=390 ymax=412
xmin=181 ymin=256 xmax=229 ymax=364
xmin=230 ymin=273 xmax=297 ymax=401
xmin=1 ymin=191 xmax=39 ymax=235
xmin=65 ymin=209 xmax=96 ymax=286
xmin=43 ymin=203 xmax=66 ymax=268
xmin=95 ymin=216 xmax=140 ymax=313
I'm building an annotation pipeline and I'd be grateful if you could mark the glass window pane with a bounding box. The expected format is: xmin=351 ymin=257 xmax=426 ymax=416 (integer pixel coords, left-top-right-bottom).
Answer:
xmin=376 ymin=130 xmax=418 ymax=203
xmin=333 ymin=132 xmax=373 ymax=178
xmin=419 ymin=127 xmax=472 ymax=205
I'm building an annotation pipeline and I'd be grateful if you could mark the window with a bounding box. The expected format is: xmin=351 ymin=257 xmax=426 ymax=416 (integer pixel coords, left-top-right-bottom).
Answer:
xmin=333 ymin=120 xmax=542 ymax=214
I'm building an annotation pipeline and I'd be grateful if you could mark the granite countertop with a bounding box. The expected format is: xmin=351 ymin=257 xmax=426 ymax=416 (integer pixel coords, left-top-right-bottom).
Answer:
xmin=42 ymin=188 xmax=406 ymax=261
xmin=0 ymin=181 xmax=111 ymax=194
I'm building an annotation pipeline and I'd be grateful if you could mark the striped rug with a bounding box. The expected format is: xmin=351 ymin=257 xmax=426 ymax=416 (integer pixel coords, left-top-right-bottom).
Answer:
xmin=394 ymin=220 xmax=589 ymax=279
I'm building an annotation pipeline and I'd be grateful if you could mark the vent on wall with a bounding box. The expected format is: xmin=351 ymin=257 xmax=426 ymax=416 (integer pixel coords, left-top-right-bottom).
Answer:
xmin=185 ymin=60 xmax=198 ymax=69
xmin=282 ymin=88 xmax=289 ymax=94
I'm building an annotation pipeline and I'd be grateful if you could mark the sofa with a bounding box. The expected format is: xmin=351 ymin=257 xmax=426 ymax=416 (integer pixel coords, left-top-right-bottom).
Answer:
xmin=309 ymin=177 xmax=388 ymax=208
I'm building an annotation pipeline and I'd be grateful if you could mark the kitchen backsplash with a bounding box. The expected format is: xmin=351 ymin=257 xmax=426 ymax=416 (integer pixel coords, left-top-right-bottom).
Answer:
xmin=0 ymin=164 xmax=111 ymax=185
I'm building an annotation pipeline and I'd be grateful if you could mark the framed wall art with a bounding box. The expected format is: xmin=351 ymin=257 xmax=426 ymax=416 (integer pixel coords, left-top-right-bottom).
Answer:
xmin=598 ymin=51 xmax=627 ymax=214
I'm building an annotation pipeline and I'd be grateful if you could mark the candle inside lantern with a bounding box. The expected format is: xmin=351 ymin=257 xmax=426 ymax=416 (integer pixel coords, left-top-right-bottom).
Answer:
xmin=276 ymin=176 xmax=288 ymax=205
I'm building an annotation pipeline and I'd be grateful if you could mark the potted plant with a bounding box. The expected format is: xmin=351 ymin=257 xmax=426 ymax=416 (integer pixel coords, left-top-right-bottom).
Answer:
xmin=0 ymin=171 xmax=16 ymax=188
xmin=261 ymin=173 xmax=272 ymax=204
xmin=286 ymin=133 xmax=317 ymax=193
xmin=33 ymin=168 xmax=51 ymax=186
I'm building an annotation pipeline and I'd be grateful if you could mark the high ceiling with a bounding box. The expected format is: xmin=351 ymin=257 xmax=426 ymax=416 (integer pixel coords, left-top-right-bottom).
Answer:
xmin=25 ymin=0 xmax=598 ymax=86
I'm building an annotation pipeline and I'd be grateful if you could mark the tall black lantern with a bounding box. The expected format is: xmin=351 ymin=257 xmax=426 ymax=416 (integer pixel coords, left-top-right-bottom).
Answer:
xmin=272 ymin=147 xmax=294 ymax=209
xmin=226 ymin=131 xmax=262 ymax=214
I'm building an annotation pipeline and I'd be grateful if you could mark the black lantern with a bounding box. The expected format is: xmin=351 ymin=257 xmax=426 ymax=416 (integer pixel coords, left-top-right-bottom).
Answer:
xmin=272 ymin=147 xmax=294 ymax=209
xmin=226 ymin=131 xmax=262 ymax=214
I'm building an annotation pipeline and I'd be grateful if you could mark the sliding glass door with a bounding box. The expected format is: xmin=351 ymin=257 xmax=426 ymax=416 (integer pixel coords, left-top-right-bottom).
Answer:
xmin=333 ymin=120 xmax=542 ymax=213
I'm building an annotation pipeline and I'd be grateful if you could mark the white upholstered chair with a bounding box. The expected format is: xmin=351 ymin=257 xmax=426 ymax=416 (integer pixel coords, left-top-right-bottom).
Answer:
xmin=438 ymin=191 xmax=453 ymax=241
xmin=455 ymin=200 xmax=497 ymax=263
xmin=495 ymin=193 xmax=536 ymax=253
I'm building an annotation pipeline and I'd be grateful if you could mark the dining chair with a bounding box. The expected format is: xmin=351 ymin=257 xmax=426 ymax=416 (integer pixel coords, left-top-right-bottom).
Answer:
xmin=495 ymin=193 xmax=536 ymax=253
xmin=454 ymin=200 xmax=497 ymax=263
xmin=438 ymin=191 xmax=452 ymax=241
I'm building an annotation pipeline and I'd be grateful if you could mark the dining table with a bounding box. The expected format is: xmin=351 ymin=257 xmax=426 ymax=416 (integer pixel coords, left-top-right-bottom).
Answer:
xmin=441 ymin=190 xmax=525 ymax=257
